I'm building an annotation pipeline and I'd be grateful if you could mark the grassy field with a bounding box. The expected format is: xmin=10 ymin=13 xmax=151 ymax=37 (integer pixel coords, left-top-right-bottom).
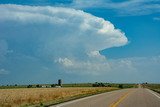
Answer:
xmin=63 ymin=83 xmax=137 ymax=88
xmin=144 ymin=84 xmax=160 ymax=94
xmin=0 ymin=87 xmax=118 ymax=107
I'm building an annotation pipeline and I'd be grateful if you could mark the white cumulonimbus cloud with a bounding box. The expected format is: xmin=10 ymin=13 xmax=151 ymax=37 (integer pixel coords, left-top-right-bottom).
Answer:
xmin=0 ymin=4 xmax=128 ymax=75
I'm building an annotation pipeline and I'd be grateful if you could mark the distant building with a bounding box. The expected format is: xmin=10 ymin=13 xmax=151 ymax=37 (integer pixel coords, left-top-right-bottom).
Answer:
xmin=48 ymin=85 xmax=51 ymax=88
xmin=42 ymin=85 xmax=47 ymax=88
xmin=58 ymin=79 xmax=62 ymax=86
xmin=55 ymin=86 xmax=61 ymax=88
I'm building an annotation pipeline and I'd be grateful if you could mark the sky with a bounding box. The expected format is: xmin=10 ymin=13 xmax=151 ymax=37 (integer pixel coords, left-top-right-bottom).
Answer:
xmin=0 ymin=0 xmax=160 ymax=85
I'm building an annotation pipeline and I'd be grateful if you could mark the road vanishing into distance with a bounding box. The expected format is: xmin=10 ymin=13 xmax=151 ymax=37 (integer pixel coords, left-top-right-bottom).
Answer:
xmin=51 ymin=85 xmax=160 ymax=107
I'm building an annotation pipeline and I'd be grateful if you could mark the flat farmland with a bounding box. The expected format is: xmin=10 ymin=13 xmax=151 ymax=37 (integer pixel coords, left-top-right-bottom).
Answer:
xmin=0 ymin=87 xmax=118 ymax=107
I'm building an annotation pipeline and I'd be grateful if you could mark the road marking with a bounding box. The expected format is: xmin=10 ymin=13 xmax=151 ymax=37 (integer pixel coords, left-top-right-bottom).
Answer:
xmin=109 ymin=91 xmax=131 ymax=107
xmin=53 ymin=90 xmax=119 ymax=107
xmin=147 ymin=89 xmax=160 ymax=100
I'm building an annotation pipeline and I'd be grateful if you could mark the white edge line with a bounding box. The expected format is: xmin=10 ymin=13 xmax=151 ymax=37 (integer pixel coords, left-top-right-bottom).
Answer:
xmin=52 ymin=89 xmax=123 ymax=107
xmin=53 ymin=92 xmax=108 ymax=107
xmin=147 ymin=89 xmax=160 ymax=99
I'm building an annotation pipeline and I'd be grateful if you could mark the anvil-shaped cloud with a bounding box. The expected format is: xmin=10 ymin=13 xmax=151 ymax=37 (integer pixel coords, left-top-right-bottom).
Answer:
xmin=0 ymin=4 xmax=128 ymax=75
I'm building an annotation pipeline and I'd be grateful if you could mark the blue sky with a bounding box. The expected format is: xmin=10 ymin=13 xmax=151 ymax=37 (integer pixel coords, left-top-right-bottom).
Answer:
xmin=0 ymin=0 xmax=160 ymax=85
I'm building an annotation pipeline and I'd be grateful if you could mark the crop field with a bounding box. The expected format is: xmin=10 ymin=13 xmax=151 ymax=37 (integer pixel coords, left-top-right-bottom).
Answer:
xmin=0 ymin=87 xmax=118 ymax=107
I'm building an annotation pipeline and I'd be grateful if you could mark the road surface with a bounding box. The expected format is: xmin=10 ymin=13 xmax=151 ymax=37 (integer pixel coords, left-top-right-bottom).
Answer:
xmin=51 ymin=87 xmax=160 ymax=107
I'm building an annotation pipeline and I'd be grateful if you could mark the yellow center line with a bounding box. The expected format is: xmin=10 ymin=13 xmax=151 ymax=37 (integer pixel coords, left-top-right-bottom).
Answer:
xmin=109 ymin=91 xmax=132 ymax=107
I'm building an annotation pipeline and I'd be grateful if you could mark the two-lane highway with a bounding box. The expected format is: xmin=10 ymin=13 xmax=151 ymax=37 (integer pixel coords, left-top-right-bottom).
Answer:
xmin=51 ymin=86 xmax=160 ymax=107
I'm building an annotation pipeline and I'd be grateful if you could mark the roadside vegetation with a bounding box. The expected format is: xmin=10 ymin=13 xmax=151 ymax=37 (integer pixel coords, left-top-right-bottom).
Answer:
xmin=63 ymin=83 xmax=137 ymax=88
xmin=143 ymin=83 xmax=160 ymax=94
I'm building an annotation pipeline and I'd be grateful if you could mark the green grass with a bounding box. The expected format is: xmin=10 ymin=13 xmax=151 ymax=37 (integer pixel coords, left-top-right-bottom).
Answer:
xmin=62 ymin=83 xmax=93 ymax=87
xmin=144 ymin=84 xmax=160 ymax=94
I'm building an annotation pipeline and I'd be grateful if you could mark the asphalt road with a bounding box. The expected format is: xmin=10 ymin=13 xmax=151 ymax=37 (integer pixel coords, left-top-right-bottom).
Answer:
xmin=51 ymin=87 xmax=160 ymax=107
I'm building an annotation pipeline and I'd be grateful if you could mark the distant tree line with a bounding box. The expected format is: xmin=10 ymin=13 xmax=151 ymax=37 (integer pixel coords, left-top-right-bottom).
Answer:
xmin=92 ymin=82 xmax=105 ymax=87
xmin=92 ymin=82 xmax=124 ymax=88
xmin=27 ymin=84 xmax=58 ymax=88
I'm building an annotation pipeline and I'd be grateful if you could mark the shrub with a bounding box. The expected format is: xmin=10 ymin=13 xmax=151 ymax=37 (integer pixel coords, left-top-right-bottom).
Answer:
xmin=92 ymin=82 xmax=105 ymax=87
xmin=51 ymin=84 xmax=56 ymax=87
xmin=108 ymin=84 xmax=111 ymax=87
xmin=27 ymin=85 xmax=32 ymax=88
xmin=118 ymin=84 xmax=123 ymax=89
xmin=36 ymin=84 xmax=41 ymax=88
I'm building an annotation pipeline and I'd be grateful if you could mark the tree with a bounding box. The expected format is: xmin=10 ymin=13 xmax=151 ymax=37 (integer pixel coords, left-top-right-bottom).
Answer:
xmin=51 ymin=84 xmax=55 ymax=87
xmin=92 ymin=82 xmax=105 ymax=87
xmin=118 ymin=84 xmax=123 ymax=89
xmin=27 ymin=85 xmax=32 ymax=88
xmin=36 ymin=84 xmax=41 ymax=88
